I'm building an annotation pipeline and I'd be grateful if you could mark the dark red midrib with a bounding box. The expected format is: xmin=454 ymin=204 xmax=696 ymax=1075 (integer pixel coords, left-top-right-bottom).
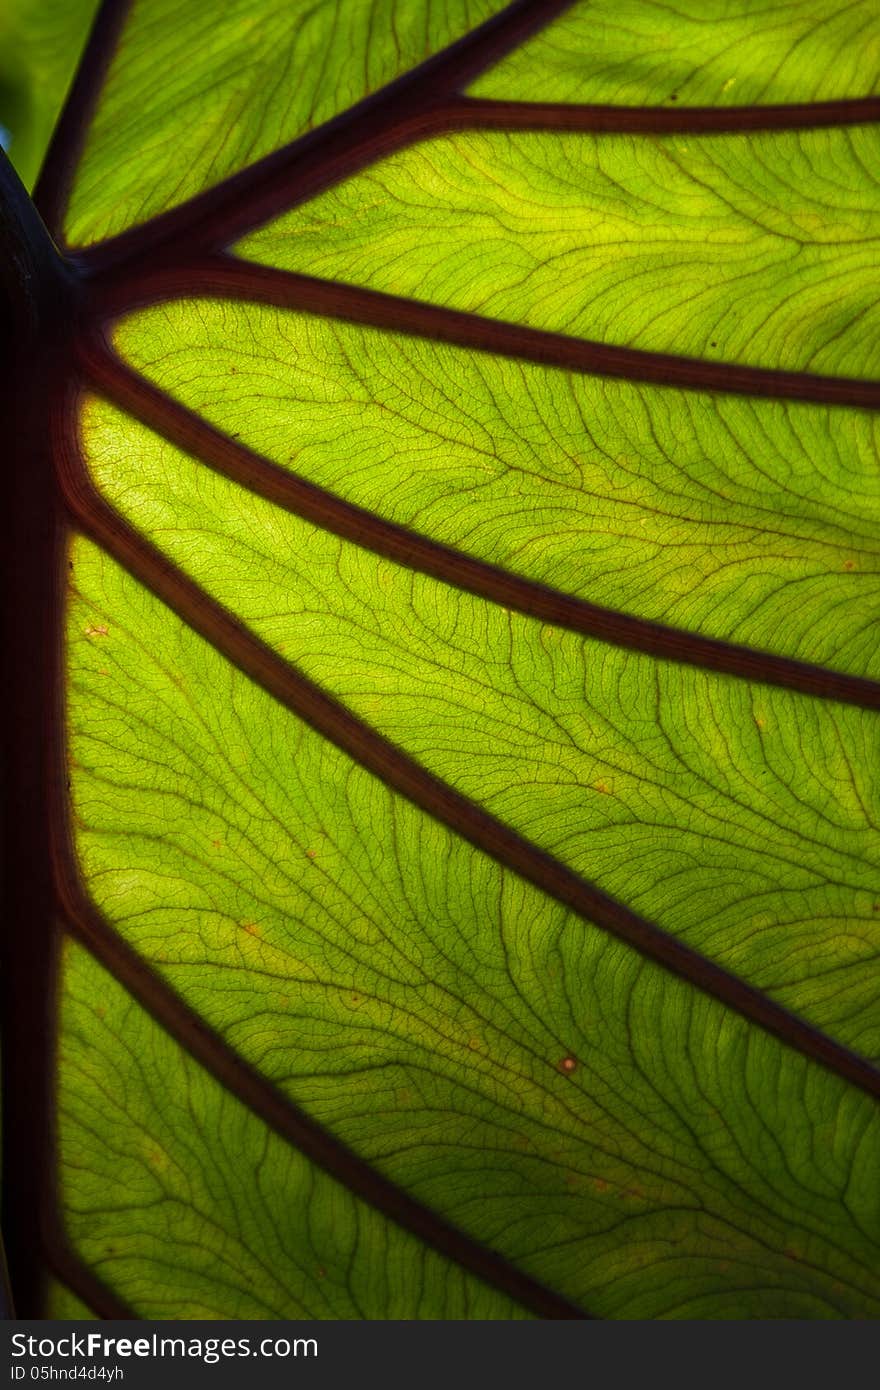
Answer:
xmin=54 ymin=400 xmax=880 ymax=1111
xmin=80 ymin=336 xmax=880 ymax=712
xmin=1 ymin=349 xmax=127 ymax=1321
xmin=1 ymin=158 xmax=74 ymax=1318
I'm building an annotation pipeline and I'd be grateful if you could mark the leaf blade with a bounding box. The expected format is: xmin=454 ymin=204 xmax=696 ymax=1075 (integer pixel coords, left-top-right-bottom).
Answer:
xmin=469 ymin=0 xmax=880 ymax=108
xmin=7 ymin=0 xmax=877 ymax=1320
xmin=238 ymin=125 xmax=880 ymax=377
xmin=63 ymin=532 xmax=880 ymax=1317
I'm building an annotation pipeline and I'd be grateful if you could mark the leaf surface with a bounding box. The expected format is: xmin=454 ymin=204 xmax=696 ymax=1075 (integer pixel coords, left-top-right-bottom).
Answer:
xmin=4 ymin=0 xmax=880 ymax=1321
xmin=470 ymin=0 xmax=880 ymax=107
xmin=0 ymin=0 xmax=98 ymax=186
xmin=63 ymin=0 xmax=511 ymax=244
xmin=239 ymin=127 xmax=880 ymax=375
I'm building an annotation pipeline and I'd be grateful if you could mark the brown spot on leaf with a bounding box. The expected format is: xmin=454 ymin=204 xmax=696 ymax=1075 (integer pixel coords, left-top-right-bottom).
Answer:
xmin=84 ymin=624 xmax=109 ymax=638
xmin=558 ymin=1056 xmax=577 ymax=1074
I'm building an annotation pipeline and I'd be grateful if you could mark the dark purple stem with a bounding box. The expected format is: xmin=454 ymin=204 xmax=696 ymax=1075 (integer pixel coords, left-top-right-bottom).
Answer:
xmin=0 ymin=153 xmax=77 ymax=1316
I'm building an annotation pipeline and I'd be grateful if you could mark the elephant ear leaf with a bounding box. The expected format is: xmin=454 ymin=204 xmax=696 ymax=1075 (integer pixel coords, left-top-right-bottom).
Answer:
xmin=4 ymin=0 xmax=880 ymax=1321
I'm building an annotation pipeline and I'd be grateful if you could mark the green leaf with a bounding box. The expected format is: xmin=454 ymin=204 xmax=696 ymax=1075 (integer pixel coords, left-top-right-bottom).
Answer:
xmin=468 ymin=0 xmax=880 ymax=106
xmin=238 ymin=127 xmax=880 ymax=375
xmin=45 ymin=1281 xmax=95 ymax=1321
xmin=62 ymin=0 xmax=511 ymax=244
xmin=4 ymin=0 xmax=880 ymax=1321
xmin=59 ymin=940 xmax=521 ymax=1317
xmin=0 ymin=0 xmax=99 ymax=187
